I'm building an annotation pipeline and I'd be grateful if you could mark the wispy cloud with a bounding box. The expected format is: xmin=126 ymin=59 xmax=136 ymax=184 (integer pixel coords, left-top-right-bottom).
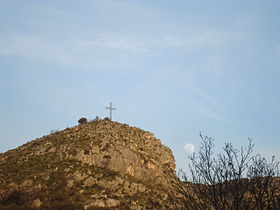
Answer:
xmin=183 ymin=82 xmax=234 ymax=125
xmin=0 ymin=0 xmax=250 ymax=69
xmin=0 ymin=29 xmax=233 ymax=68
xmin=84 ymin=0 xmax=166 ymax=19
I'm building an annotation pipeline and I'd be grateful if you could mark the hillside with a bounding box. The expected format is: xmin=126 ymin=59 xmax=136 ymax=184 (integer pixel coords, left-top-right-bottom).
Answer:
xmin=0 ymin=118 xmax=184 ymax=209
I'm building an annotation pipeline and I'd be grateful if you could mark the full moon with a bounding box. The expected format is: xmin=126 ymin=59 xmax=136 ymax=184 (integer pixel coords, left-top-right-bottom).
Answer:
xmin=184 ymin=143 xmax=195 ymax=153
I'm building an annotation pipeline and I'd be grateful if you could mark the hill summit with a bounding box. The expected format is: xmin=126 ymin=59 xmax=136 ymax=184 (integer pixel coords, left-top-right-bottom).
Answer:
xmin=0 ymin=118 xmax=183 ymax=209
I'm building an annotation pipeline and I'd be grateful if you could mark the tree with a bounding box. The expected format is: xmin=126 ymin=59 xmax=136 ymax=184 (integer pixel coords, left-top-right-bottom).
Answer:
xmin=178 ymin=133 xmax=280 ymax=210
xmin=78 ymin=117 xmax=87 ymax=125
xmin=247 ymin=154 xmax=280 ymax=209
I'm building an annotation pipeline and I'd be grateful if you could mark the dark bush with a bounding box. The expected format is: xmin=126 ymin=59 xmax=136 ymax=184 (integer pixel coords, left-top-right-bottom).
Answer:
xmin=78 ymin=117 xmax=87 ymax=125
xmin=0 ymin=190 xmax=25 ymax=206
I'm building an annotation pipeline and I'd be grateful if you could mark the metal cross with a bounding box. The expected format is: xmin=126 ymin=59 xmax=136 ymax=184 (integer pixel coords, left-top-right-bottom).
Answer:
xmin=105 ymin=102 xmax=117 ymax=120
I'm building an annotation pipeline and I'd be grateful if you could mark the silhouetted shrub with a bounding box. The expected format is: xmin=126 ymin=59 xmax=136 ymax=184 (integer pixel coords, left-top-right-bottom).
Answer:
xmin=78 ymin=117 xmax=87 ymax=125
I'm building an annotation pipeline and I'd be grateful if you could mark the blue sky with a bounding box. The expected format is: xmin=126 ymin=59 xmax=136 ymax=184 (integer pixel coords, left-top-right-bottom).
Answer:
xmin=1 ymin=0 xmax=280 ymax=171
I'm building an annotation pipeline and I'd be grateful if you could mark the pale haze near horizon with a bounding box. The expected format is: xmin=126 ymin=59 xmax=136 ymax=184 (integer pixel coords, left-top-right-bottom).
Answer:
xmin=1 ymin=0 xmax=280 ymax=171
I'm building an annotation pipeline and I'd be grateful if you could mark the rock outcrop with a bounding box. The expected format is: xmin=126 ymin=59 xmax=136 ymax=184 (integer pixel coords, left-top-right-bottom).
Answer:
xmin=0 ymin=119 xmax=183 ymax=209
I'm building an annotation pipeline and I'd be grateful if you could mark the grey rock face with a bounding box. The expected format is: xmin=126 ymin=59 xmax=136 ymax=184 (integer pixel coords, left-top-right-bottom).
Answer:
xmin=66 ymin=120 xmax=176 ymax=188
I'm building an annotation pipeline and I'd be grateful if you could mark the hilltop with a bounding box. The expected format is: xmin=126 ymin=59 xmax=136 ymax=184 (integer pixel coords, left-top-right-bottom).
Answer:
xmin=0 ymin=118 xmax=184 ymax=209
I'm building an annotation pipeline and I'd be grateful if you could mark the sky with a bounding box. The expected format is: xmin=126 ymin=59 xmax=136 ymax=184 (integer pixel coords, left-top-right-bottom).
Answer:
xmin=1 ymin=0 xmax=280 ymax=172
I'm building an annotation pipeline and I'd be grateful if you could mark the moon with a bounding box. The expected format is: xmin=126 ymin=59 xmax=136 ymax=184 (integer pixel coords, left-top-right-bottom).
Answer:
xmin=184 ymin=143 xmax=195 ymax=153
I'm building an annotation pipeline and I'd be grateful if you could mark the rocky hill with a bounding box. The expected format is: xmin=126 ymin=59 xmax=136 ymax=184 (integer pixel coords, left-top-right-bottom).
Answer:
xmin=0 ymin=118 xmax=184 ymax=209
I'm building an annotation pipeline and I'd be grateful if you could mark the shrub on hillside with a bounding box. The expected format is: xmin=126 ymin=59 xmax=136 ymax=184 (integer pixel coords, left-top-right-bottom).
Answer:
xmin=78 ymin=117 xmax=87 ymax=125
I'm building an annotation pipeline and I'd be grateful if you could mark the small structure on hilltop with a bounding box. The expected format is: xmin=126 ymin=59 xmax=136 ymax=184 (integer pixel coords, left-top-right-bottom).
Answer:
xmin=105 ymin=102 xmax=117 ymax=120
